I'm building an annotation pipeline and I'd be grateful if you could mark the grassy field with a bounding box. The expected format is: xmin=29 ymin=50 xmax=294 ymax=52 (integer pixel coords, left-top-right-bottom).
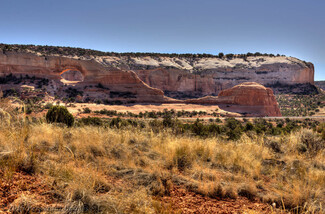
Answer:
xmin=0 ymin=100 xmax=325 ymax=213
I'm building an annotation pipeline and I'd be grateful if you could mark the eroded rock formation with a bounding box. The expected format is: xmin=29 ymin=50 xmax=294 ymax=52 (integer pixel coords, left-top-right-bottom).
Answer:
xmin=0 ymin=46 xmax=316 ymax=98
xmin=0 ymin=51 xmax=164 ymax=103
xmin=217 ymin=82 xmax=281 ymax=116
xmin=129 ymin=57 xmax=315 ymax=97
xmin=180 ymin=82 xmax=281 ymax=117
xmin=0 ymin=46 xmax=303 ymax=116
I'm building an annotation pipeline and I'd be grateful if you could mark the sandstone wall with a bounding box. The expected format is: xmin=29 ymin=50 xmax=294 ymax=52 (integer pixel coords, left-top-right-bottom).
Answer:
xmin=95 ymin=55 xmax=314 ymax=97
xmin=0 ymin=51 xmax=283 ymax=116
xmin=1 ymin=50 xmax=315 ymax=98
xmin=0 ymin=52 xmax=164 ymax=102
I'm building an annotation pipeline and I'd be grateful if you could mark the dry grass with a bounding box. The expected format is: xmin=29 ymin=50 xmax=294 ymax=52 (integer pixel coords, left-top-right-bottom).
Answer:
xmin=0 ymin=100 xmax=324 ymax=213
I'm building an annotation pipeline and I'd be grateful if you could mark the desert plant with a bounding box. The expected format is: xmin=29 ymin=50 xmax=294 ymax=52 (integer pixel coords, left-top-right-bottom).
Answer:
xmin=82 ymin=107 xmax=91 ymax=113
xmin=46 ymin=105 xmax=74 ymax=127
xmin=173 ymin=145 xmax=193 ymax=171
xmin=297 ymin=129 xmax=324 ymax=156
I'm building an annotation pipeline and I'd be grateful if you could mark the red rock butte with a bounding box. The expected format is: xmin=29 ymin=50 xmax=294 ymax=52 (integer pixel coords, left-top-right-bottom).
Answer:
xmin=217 ymin=82 xmax=282 ymax=116
xmin=180 ymin=82 xmax=281 ymax=116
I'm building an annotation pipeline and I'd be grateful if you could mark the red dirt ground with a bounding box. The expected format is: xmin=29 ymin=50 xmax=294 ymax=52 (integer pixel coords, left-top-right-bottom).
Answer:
xmin=0 ymin=170 xmax=280 ymax=213
xmin=160 ymin=186 xmax=277 ymax=214
xmin=0 ymin=170 xmax=63 ymax=213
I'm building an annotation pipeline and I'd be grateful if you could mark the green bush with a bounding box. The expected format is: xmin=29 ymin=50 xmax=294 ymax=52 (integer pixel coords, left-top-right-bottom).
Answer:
xmin=46 ymin=106 xmax=74 ymax=127
xmin=79 ymin=117 xmax=102 ymax=126
xmin=110 ymin=117 xmax=124 ymax=128
xmin=227 ymin=127 xmax=243 ymax=141
xmin=191 ymin=119 xmax=209 ymax=137
xmin=83 ymin=107 xmax=92 ymax=113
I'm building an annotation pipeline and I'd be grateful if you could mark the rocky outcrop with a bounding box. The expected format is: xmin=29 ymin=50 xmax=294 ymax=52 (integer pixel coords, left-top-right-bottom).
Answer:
xmin=181 ymin=82 xmax=281 ymax=117
xmin=217 ymin=82 xmax=281 ymax=116
xmin=0 ymin=51 xmax=164 ymax=103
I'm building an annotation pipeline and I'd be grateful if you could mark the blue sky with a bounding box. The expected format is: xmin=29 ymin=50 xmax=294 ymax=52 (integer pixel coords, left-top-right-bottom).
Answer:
xmin=1 ymin=0 xmax=324 ymax=80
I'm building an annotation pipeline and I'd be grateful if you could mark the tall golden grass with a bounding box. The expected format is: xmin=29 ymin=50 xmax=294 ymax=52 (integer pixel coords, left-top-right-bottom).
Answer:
xmin=0 ymin=99 xmax=324 ymax=213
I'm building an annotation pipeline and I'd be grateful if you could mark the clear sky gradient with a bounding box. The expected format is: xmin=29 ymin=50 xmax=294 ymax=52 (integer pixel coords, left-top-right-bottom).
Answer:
xmin=1 ymin=0 xmax=324 ymax=80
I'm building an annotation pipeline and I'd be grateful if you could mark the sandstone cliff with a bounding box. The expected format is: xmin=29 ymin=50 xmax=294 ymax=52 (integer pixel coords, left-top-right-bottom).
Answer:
xmin=0 ymin=49 xmax=283 ymax=117
xmin=125 ymin=56 xmax=315 ymax=97
xmin=84 ymin=54 xmax=314 ymax=98
xmin=0 ymin=45 xmax=316 ymax=98
xmin=0 ymin=51 xmax=164 ymax=103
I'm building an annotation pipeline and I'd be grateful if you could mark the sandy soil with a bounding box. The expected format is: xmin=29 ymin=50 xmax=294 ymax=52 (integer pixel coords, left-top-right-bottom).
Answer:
xmin=66 ymin=103 xmax=239 ymax=116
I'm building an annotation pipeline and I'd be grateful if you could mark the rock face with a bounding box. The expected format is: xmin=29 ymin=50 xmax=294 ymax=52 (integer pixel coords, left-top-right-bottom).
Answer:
xmin=0 ymin=46 xmax=316 ymax=99
xmin=0 ymin=47 xmax=306 ymax=116
xmin=39 ymin=54 xmax=313 ymax=98
xmin=128 ymin=56 xmax=315 ymax=98
xmin=0 ymin=51 xmax=164 ymax=103
xmin=217 ymin=82 xmax=281 ymax=116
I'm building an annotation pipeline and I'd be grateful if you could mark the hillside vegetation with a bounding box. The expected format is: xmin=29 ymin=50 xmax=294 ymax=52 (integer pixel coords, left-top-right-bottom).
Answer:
xmin=0 ymin=99 xmax=324 ymax=213
xmin=0 ymin=43 xmax=283 ymax=59
xmin=276 ymin=94 xmax=325 ymax=116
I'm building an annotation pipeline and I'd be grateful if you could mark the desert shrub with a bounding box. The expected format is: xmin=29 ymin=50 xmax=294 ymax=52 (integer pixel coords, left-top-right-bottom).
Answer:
xmin=44 ymin=103 xmax=53 ymax=109
xmin=226 ymin=127 xmax=243 ymax=141
xmin=79 ymin=117 xmax=103 ymax=126
xmin=46 ymin=105 xmax=74 ymax=127
xmin=162 ymin=114 xmax=174 ymax=128
xmin=264 ymin=140 xmax=282 ymax=153
xmin=237 ymin=184 xmax=257 ymax=200
xmin=224 ymin=186 xmax=238 ymax=199
xmin=65 ymin=87 xmax=83 ymax=97
xmin=109 ymin=117 xmax=138 ymax=128
xmin=207 ymin=124 xmax=222 ymax=135
xmin=208 ymin=184 xmax=226 ymax=198
xmin=173 ymin=145 xmax=193 ymax=171
xmin=191 ymin=119 xmax=209 ymax=137
xmin=64 ymin=189 xmax=110 ymax=214
xmin=96 ymin=83 xmax=105 ymax=89
xmin=83 ymin=107 xmax=91 ymax=113
xmin=297 ymin=129 xmax=324 ymax=156
xmin=109 ymin=117 xmax=123 ymax=128
xmin=317 ymin=123 xmax=325 ymax=140
xmin=17 ymin=154 xmax=37 ymax=175
xmin=225 ymin=118 xmax=242 ymax=130
xmin=244 ymin=122 xmax=254 ymax=131
xmin=267 ymin=127 xmax=283 ymax=136
xmin=23 ymin=104 xmax=33 ymax=114
xmin=215 ymin=118 xmax=222 ymax=123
